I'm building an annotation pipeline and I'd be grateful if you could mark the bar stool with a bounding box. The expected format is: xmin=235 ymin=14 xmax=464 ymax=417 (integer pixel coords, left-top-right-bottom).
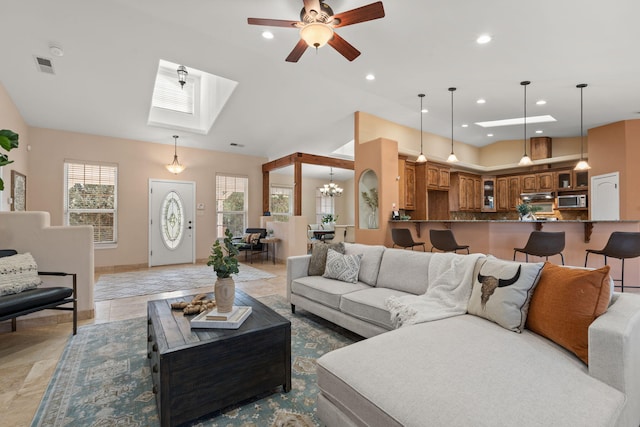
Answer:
xmin=584 ymin=232 xmax=640 ymax=292
xmin=429 ymin=229 xmax=470 ymax=254
xmin=391 ymin=228 xmax=426 ymax=251
xmin=513 ymin=231 xmax=565 ymax=265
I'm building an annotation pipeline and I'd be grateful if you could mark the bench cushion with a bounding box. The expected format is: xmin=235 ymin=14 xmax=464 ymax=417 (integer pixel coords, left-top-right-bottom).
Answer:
xmin=0 ymin=287 xmax=73 ymax=317
xmin=291 ymin=276 xmax=370 ymax=309
xmin=339 ymin=288 xmax=414 ymax=330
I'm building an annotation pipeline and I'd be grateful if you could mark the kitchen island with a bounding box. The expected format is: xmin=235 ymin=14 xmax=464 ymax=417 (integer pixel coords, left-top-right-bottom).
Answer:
xmin=388 ymin=219 xmax=640 ymax=288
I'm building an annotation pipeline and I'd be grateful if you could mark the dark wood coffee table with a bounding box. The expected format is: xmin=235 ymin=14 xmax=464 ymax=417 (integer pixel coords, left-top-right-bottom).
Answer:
xmin=147 ymin=289 xmax=291 ymax=427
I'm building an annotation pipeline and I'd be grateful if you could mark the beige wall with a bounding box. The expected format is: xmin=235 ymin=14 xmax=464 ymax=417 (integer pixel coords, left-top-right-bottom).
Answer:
xmin=478 ymin=137 xmax=582 ymax=167
xmin=0 ymin=83 xmax=30 ymax=212
xmin=25 ymin=127 xmax=267 ymax=268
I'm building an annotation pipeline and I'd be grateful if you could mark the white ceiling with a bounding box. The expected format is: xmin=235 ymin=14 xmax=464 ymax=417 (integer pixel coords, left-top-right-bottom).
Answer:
xmin=2 ymin=0 xmax=640 ymax=167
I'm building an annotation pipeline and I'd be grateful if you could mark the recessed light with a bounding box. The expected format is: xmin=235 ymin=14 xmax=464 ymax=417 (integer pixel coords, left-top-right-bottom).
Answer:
xmin=461 ymin=124 xmax=469 ymax=128
xmin=487 ymin=133 xmax=494 ymax=137
xmin=365 ymin=73 xmax=375 ymax=81
xmin=536 ymin=100 xmax=547 ymax=105
xmin=476 ymin=34 xmax=492 ymax=44
xmin=421 ymin=108 xmax=428 ymax=113
xmin=535 ymin=130 xmax=543 ymax=134
xmin=49 ymin=44 xmax=64 ymax=57
xmin=477 ymin=99 xmax=486 ymax=104
xmin=262 ymin=31 xmax=274 ymax=39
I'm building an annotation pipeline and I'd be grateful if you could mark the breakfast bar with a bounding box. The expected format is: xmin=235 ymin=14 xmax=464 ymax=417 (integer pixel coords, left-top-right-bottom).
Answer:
xmin=389 ymin=220 xmax=640 ymax=287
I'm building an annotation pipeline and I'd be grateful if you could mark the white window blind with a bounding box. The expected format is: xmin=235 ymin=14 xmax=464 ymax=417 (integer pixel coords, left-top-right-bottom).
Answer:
xmin=64 ymin=162 xmax=118 ymax=244
xmin=316 ymin=188 xmax=334 ymax=224
xmin=216 ymin=174 xmax=248 ymax=238
xmin=270 ymin=185 xmax=293 ymax=222
xmin=151 ymin=69 xmax=194 ymax=114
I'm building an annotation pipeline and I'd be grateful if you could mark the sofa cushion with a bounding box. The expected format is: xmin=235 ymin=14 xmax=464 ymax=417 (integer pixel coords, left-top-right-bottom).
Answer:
xmin=343 ymin=243 xmax=385 ymax=286
xmin=0 ymin=252 xmax=42 ymax=297
xmin=526 ymin=263 xmax=612 ymax=365
xmin=323 ymin=249 xmax=363 ymax=284
xmin=340 ymin=288 xmax=414 ymax=330
xmin=317 ymin=315 xmax=625 ymax=427
xmin=291 ymin=276 xmax=370 ymax=310
xmin=467 ymin=256 xmax=544 ymax=333
xmin=376 ymin=249 xmax=431 ymax=294
xmin=308 ymin=241 xmax=345 ymax=276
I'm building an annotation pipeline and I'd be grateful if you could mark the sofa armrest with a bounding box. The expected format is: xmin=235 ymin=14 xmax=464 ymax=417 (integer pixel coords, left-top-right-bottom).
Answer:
xmin=589 ymin=293 xmax=640 ymax=427
xmin=286 ymin=255 xmax=311 ymax=303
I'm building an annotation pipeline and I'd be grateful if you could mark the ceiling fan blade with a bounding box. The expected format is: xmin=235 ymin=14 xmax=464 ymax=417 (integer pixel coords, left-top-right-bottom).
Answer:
xmin=303 ymin=0 xmax=322 ymax=16
xmin=332 ymin=1 xmax=385 ymax=28
xmin=286 ymin=39 xmax=309 ymax=62
xmin=247 ymin=18 xmax=300 ymax=28
xmin=328 ymin=33 xmax=361 ymax=61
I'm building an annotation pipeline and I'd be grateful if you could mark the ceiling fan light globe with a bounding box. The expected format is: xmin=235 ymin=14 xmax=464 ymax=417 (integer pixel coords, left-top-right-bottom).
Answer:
xmin=300 ymin=22 xmax=334 ymax=48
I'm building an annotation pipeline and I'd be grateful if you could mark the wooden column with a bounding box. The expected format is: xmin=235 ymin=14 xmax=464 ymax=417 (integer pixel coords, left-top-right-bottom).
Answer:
xmin=294 ymin=160 xmax=302 ymax=216
xmin=262 ymin=171 xmax=270 ymax=214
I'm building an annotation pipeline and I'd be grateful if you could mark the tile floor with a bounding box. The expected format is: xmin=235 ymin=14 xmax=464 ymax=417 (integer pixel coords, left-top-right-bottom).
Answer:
xmin=0 ymin=261 xmax=288 ymax=427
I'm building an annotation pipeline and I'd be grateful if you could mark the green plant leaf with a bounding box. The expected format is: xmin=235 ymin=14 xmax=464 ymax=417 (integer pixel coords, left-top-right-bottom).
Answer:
xmin=0 ymin=130 xmax=19 ymax=151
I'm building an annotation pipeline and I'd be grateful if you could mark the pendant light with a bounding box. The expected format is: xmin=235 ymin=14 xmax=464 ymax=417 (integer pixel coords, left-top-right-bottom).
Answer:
xmin=177 ymin=65 xmax=188 ymax=89
xmin=518 ymin=81 xmax=533 ymax=166
xmin=574 ymin=83 xmax=591 ymax=170
xmin=447 ymin=87 xmax=459 ymax=163
xmin=320 ymin=167 xmax=343 ymax=197
xmin=166 ymin=135 xmax=186 ymax=174
xmin=416 ymin=93 xmax=427 ymax=163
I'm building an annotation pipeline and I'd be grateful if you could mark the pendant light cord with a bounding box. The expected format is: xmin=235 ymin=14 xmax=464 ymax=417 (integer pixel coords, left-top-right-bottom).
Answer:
xmin=419 ymin=94 xmax=425 ymax=152
xmin=450 ymin=88 xmax=455 ymax=153
xmin=521 ymin=81 xmax=530 ymax=156
xmin=578 ymin=84 xmax=587 ymax=161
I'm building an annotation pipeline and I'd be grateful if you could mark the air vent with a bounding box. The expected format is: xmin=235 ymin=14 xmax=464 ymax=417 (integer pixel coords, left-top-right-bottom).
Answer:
xmin=34 ymin=56 xmax=55 ymax=74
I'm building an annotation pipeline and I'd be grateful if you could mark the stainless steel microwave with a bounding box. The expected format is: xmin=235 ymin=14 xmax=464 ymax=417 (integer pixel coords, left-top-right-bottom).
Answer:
xmin=557 ymin=194 xmax=587 ymax=208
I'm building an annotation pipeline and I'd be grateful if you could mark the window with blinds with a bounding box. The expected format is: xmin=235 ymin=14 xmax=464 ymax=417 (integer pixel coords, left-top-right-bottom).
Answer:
xmin=151 ymin=68 xmax=194 ymax=114
xmin=215 ymin=174 xmax=248 ymax=239
xmin=316 ymin=188 xmax=335 ymax=224
xmin=64 ymin=161 xmax=118 ymax=244
xmin=270 ymin=185 xmax=293 ymax=222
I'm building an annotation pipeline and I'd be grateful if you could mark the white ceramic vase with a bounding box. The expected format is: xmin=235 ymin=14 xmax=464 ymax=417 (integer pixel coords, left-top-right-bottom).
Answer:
xmin=214 ymin=277 xmax=235 ymax=313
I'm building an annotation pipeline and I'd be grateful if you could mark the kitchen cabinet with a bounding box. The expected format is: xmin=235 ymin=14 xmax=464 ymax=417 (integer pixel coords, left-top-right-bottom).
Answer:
xmin=508 ymin=176 xmax=521 ymax=210
xmin=481 ymin=176 xmax=496 ymax=212
xmin=573 ymin=170 xmax=589 ymax=189
xmin=397 ymin=157 xmax=406 ymax=209
xmin=449 ymin=172 xmax=481 ymax=212
xmin=556 ymin=170 xmax=573 ymax=190
xmin=521 ymin=172 xmax=553 ymax=192
xmin=397 ymin=156 xmax=416 ymax=210
xmin=427 ymin=163 xmax=450 ymax=190
xmin=496 ymin=177 xmax=509 ymax=211
xmin=530 ymin=137 xmax=552 ymax=160
xmin=405 ymin=162 xmax=416 ymax=210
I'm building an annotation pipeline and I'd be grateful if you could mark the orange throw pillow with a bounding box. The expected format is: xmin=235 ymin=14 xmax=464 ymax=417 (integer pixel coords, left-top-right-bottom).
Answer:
xmin=526 ymin=262 xmax=611 ymax=365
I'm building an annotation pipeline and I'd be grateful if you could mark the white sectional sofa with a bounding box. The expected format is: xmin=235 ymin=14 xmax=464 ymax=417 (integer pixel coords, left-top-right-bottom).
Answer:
xmin=286 ymin=243 xmax=640 ymax=427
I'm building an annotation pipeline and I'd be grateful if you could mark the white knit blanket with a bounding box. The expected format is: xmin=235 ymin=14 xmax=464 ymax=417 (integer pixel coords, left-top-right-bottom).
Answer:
xmin=386 ymin=252 xmax=485 ymax=328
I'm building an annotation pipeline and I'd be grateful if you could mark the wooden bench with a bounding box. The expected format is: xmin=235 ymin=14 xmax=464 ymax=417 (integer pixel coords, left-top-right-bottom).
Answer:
xmin=0 ymin=250 xmax=77 ymax=335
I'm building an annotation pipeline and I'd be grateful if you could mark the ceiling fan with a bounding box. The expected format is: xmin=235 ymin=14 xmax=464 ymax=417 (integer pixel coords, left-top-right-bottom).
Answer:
xmin=248 ymin=0 xmax=385 ymax=62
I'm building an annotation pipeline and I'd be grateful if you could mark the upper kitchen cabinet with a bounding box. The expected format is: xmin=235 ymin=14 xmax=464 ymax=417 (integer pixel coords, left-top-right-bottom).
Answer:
xmin=481 ymin=176 xmax=496 ymax=212
xmin=449 ymin=172 xmax=481 ymax=212
xmin=521 ymin=171 xmax=553 ymax=192
xmin=574 ymin=170 xmax=589 ymax=189
xmin=556 ymin=170 xmax=573 ymax=190
xmin=427 ymin=163 xmax=450 ymax=190
xmin=404 ymin=161 xmax=416 ymax=210
xmin=398 ymin=156 xmax=406 ymax=209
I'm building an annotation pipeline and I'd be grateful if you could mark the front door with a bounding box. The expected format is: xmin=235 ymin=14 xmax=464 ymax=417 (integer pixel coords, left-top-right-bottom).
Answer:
xmin=149 ymin=179 xmax=195 ymax=266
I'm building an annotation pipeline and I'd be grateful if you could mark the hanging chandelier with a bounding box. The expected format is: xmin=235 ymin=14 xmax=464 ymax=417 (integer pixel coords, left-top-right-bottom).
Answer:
xmin=177 ymin=65 xmax=188 ymax=89
xmin=166 ymin=135 xmax=186 ymax=174
xmin=320 ymin=167 xmax=343 ymax=197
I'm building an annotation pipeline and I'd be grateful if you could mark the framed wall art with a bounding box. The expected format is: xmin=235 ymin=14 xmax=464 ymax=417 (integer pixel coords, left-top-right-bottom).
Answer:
xmin=11 ymin=170 xmax=26 ymax=211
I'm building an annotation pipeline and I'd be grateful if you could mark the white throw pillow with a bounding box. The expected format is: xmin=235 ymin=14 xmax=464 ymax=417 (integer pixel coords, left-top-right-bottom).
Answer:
xmin=0 ymin=252 xmax=42 ymax=296
xmin=323 ymin=249 xmax=363 ymax=284
xmin=467 ymin=256 xmax=544 ymax=333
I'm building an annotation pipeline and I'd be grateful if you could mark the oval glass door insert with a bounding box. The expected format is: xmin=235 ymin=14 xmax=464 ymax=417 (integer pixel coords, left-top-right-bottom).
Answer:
xmin=161 ymin=190 xmax=184 ymax=249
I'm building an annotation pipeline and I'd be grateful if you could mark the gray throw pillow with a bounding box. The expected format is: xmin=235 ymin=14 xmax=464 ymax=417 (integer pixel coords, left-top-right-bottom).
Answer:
xmin=308 ymin=242 xmax=345 ymax=276
xmin=323 ymin=249 xmax=363 ymax=284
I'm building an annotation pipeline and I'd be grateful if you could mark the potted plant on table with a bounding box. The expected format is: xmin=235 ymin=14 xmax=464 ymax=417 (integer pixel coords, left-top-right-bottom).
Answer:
xmin=207 ymin=228 xmax=240 ymax=313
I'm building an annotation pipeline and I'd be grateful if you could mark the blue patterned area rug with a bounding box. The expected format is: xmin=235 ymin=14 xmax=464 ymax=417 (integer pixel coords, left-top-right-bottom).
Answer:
xmin=94 ymin=264 xmax=276 ymax=301
xmin=31 ymin=295 xmax=360 ymax=427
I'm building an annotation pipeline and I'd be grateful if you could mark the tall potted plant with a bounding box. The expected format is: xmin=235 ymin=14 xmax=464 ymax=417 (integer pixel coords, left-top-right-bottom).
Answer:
xmin=207 ymin=228 xmax=240 ymax=313
xmin=0 ymin=130 xmax=19 ymax=191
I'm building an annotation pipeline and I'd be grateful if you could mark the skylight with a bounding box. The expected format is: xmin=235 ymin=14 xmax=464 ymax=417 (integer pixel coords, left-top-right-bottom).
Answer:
xmin=148 ymin=60 xmax=238 ymax=135
xmin=475 ymin=115 xmax=556 ymax=128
